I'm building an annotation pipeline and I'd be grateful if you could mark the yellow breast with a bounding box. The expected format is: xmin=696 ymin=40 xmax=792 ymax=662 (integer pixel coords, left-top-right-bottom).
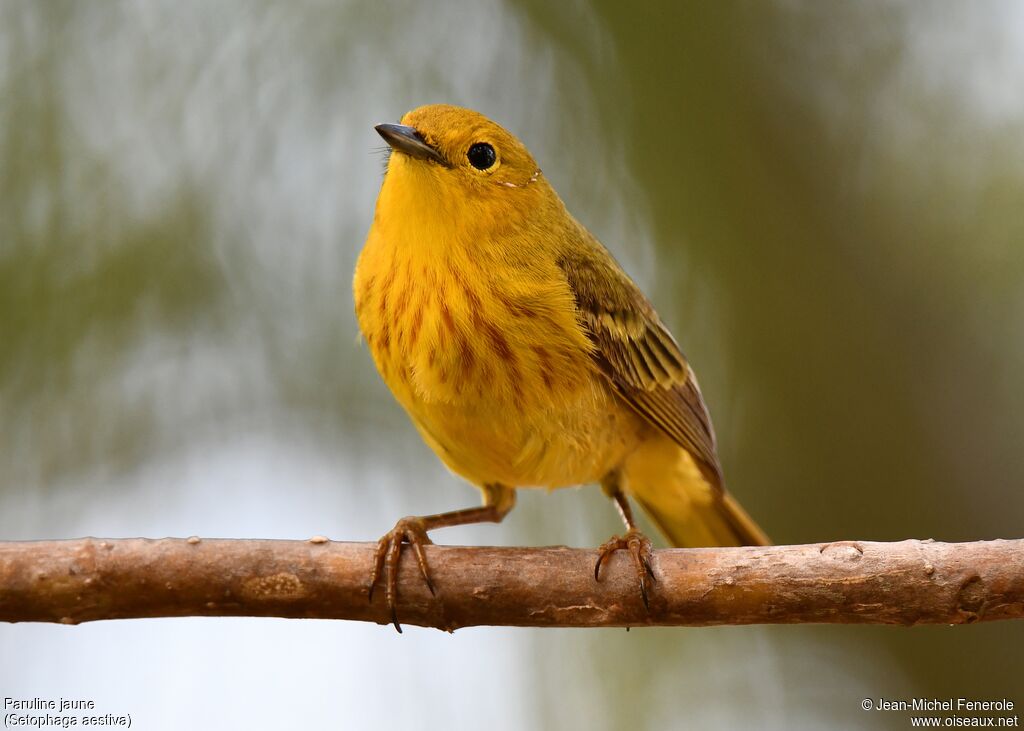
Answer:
xmin=354 ymin=200 xmax=643 ymax=488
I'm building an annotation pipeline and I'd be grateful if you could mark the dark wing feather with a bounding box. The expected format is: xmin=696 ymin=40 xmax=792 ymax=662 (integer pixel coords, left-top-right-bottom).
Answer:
xmin=557 ymin=243 xmax=723 ymax=487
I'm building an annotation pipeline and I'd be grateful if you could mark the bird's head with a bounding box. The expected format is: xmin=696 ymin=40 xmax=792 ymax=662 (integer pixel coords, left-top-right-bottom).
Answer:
xmin=374 ymin=105 xmax=550 ymax=237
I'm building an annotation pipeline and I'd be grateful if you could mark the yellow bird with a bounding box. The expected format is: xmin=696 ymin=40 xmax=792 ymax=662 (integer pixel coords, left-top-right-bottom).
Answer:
xmin=355 ymin=104 xmax=768 ymax=628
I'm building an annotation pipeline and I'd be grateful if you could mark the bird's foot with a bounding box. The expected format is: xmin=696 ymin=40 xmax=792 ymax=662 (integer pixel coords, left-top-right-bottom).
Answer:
xmin=368 ymin=516 xmax=435 ymax=632
xmin=594 ymin=528 xmax=657 ymax=609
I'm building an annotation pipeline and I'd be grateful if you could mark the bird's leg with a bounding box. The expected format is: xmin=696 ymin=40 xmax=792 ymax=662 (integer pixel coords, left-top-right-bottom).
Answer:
xmin=369 ymin=483 xmax=515 ymax=632
xmin=595 ymin=471 xmax=656 ymax=609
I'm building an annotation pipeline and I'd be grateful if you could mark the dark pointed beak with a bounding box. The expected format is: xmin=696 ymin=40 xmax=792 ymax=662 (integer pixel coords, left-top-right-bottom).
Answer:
xmin=375 ymin=123 xmax=447 ymax=165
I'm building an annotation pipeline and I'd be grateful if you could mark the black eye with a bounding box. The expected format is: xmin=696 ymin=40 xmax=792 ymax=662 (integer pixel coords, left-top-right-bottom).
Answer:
xmin=467 ymin=142 xmax=496 ymax=170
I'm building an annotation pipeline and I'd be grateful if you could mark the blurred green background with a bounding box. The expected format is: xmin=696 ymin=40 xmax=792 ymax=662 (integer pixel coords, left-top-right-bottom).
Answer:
xmin=2 ymin=1 xmax=1022 ymax=729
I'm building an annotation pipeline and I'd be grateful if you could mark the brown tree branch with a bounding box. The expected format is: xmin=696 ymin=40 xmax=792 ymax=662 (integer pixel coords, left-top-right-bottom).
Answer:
xmin=0 ymin=538 xmax=1021 ymax=629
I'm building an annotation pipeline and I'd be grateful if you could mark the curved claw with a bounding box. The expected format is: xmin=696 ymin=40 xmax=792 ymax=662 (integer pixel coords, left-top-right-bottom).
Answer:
xmin=367 ymin=516 xmax=435 ymax=632
xmin=594 ymin=529 xmax=657 ymax=610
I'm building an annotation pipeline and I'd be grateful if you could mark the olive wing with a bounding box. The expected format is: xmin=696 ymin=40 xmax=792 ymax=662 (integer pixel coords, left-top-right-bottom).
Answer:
xmin=557 ymin=245 xmax=723 ymax=487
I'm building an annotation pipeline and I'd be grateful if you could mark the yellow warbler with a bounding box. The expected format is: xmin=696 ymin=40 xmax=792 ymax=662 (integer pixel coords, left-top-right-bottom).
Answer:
xmin=354 ymin=104 xmax=768 ymax=628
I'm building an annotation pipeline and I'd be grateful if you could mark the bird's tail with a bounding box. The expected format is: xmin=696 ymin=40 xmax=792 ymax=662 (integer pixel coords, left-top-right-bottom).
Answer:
xmin=622 ymin=434 xmax=769 ymax=548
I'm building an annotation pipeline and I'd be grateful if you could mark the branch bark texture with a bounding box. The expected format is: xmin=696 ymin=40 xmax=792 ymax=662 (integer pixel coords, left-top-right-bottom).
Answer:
xmin=1 ymin=538 xmax=1021 ymax=629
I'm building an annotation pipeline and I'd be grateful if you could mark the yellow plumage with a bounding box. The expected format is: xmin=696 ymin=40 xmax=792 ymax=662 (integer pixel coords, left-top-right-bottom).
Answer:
xmin=354 ymin=105 xmax=767 ymax=620
xmin=355 ymin=143 xmax=637 ymax=490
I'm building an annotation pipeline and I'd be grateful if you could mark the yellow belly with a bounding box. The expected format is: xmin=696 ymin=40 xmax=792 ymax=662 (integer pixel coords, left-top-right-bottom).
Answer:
xmin=403 ymin=374 xmax=646 ymax=488
xmin=354 ymin=228 xmax=644 ymax=489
